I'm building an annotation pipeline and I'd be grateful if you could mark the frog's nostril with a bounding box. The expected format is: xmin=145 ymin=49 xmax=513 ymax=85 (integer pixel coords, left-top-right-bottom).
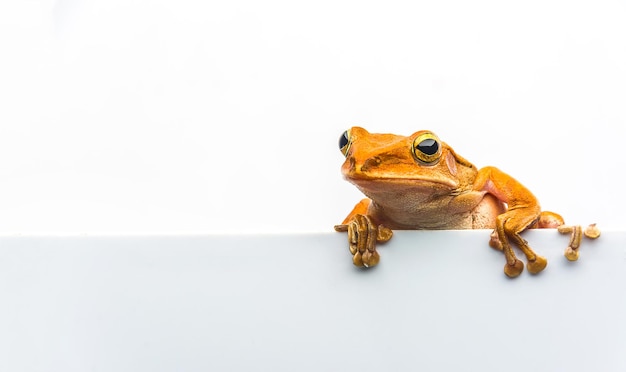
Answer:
xmin=361 ymin=157 xmax=381 ymax=172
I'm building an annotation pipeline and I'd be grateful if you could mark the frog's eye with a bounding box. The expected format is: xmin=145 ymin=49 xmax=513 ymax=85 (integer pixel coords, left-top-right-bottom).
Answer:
xmin=412 ymin=132 xmax=442 ymax=164
xmin=339 ymin=130 xmax=351 ymax=157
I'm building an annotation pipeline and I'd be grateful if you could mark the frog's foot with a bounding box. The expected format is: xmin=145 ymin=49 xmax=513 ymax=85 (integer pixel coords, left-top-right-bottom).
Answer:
xmin=496 ymin=212 xmax=548 ymax=277
xmin=335 ymin=214 xmax=392 ymax=268
xmin=514 ymin=241 xmax=548 ymax=275
xmin=526 ymin=255 xmax=548 ymax=274
xmin=557 ymin=224 xmax=600 ymax=261
xmin=489 ymin=230 xmax=503 ymax=251
xmin=504 ymin=259 xmax=524 ymax=278
xmin=584 ymin=223 xmax=601 ymax=239
xmin=564 ymin=247 xmax=579 ymax=261
xmin=493 ymin=232 xmax=539 ymax=277
xmin=558 ymin=225 xmax=582 ymax=261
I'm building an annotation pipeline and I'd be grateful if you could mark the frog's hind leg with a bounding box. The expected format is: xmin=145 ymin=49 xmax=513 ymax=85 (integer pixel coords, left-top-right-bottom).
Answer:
xmin=495 ymin=209 xmax=547 ymax=277
xmin=495 ymin=213 xmax=524 ymax=277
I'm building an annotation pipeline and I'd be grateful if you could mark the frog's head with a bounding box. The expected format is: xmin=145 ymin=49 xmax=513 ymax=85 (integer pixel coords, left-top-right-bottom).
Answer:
xmin=338 ymin=126 xmax=477 ymax=198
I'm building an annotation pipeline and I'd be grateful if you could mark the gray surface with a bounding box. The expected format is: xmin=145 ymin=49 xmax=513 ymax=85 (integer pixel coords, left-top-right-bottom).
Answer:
xmin=0 ymin=230 xmax=624 ymax=372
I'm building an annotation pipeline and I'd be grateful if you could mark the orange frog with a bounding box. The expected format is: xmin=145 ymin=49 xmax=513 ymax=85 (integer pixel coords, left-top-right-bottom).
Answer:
xmin=335 ymin=127 xmax=600 ymax=278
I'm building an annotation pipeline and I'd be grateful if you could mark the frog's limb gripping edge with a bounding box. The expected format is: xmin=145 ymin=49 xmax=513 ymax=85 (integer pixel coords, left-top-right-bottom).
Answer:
xmin=584 ymin=223 xmax=601 ymax=239
xmin=558 ymin=225 xmax=583 ymax=261
xmin=558 ymin=223 xmax=600 ymax=261
xmin=335 ymin=215 xmax=392 ymax=268
xmin=494 ymin=213 xmax=545 ymax=278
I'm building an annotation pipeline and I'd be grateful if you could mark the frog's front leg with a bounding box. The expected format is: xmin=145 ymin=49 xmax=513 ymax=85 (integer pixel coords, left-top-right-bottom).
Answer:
xmin=334 ymin=199 xmax=393 ymax=267
xmin=474 ymin=166 xmax=547 ymax=278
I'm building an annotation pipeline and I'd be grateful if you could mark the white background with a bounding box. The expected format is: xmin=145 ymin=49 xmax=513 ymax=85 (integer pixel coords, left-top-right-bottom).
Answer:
xmin=1 ymin=4 xmax=625 ymax=371
xmin=0 ymin=0 xmax=624 ymax=233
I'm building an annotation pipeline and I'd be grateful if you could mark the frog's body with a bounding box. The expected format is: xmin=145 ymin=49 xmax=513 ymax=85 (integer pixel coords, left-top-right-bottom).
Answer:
xmin=335 ymin=127 xmax=579 ymax=278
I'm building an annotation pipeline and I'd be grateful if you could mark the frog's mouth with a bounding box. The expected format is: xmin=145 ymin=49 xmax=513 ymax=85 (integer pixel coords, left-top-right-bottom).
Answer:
xmin=346 ymin=176 xmax=461 ymax=204
xmin=346 ymin=174 xmax=459 ymax=191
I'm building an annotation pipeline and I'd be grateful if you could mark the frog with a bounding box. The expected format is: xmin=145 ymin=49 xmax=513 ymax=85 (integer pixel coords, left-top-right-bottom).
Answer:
xmin=334 ymin=127 xmax=599 ymax=278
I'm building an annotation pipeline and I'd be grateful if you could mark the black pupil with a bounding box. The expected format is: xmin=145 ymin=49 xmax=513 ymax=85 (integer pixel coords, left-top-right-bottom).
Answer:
xmin=417 ymin=139 xmax=438 ymax=155
xmin=339 ymin=131 xmax=349 ymax=150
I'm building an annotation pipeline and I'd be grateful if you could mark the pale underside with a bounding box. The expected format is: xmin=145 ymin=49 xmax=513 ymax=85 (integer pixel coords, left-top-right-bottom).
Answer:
xmin=352 ymin=178 xmax=506 ymax=230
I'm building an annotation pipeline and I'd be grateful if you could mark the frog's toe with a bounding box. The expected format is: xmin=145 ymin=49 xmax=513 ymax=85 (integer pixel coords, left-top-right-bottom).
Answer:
xmin=352 ymin=251 xmax=364 ymax=267
xmin=349 ymin=244 xmax=358 ymax=255
xmin=584 ymin=223 xmax=600 ymax=239
xmin=564 ymin=247 xmax=579 ymax=261
xmin=343 ymin=214 xmax=386 ymax=268
xmin=489 ymin=231 xmax=503 ymax=251
xmin=361 ymin=250 xmax=380 ymax=268
xmin=504 ymin=259 xmax=524 ymax=278
xmin=527 ymin=255 xmax=548 ymax=274
xmin=377 ymin=225 xmax=393 ymax=242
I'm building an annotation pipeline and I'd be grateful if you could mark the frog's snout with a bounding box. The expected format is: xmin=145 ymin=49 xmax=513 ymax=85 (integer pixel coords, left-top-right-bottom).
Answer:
xmin=345 ymin=156 xmax=356 ymax=173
